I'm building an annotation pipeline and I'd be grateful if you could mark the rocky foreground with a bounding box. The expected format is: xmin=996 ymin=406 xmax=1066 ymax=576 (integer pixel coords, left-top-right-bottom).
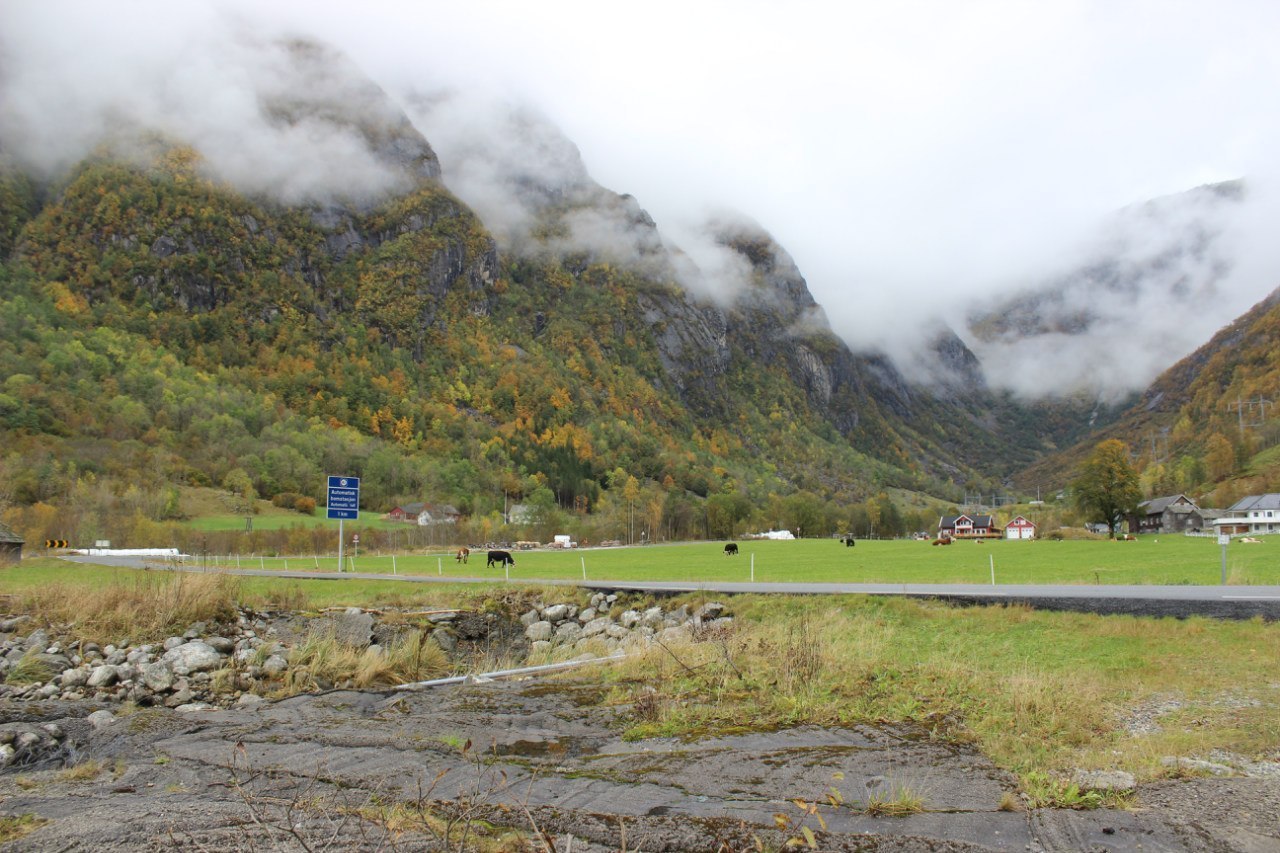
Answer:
xmin=0 ymin=598 xmax=1275 ymax=851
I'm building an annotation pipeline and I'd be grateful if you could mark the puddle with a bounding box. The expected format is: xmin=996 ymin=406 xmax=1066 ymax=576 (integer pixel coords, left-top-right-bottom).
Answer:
xmin=487 ymin=737 xmax=582 ymax=758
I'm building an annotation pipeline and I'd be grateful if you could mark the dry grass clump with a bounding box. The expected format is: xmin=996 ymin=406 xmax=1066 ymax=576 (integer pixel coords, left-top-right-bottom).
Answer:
xmin=4 ymin=651 xmax=53 ymax=685
xmin=865 ymin=784 xmax=925 ymax=817
xmin=56 ymin=759 xmax=105 ymax=782
xmin=17 ymin=572 xmax=240 ymax=643
xmin=278 ymin=628 xmax=448 ymax=695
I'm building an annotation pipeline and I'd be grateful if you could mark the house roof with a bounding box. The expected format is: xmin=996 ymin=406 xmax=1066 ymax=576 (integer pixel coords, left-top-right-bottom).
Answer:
xmin=393 ymin=502 xmax=426 ymax=515
xmin=0 ymin=523 xmax=24 ymax=545
xmin=1227 ymin=494 xmax=1280 ymax=512
xmin=418 ymin=503 xmax=460 ymax=517
xmin=1138 ymin=494 xmax=1198 ymax=515
xmin=939 ymin=515 xmax=994 ymax=528
xmin=1007 ymin=515 xmax=1036 ymax=526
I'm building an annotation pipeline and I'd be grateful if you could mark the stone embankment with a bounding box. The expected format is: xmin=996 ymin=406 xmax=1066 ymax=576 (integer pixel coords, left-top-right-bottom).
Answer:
xmin=0 ymin=596 xmax=731 ymax=771
xmin=519 ymin=592 xmax=730 ymax=656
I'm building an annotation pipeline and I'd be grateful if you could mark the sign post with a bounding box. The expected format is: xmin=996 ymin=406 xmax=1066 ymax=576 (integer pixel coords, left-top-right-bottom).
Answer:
xmin=327 ymin=476 xmax=361 ymax=573
xmin=1218 ymin=533 xmax=1229 ymax=584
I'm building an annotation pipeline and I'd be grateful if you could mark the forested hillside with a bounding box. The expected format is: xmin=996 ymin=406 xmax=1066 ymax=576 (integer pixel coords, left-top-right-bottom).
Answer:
xmin=1012 ymin=287 xmax=1280 ymax=505
xmin=0 ymin=138 xmax=968 ymax=547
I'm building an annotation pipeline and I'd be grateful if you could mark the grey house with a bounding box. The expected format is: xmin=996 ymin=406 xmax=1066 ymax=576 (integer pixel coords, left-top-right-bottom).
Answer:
xmin=1131 ymin=494 xmax=1204 ymax=534
xmin=0 ymin=523 xmax=24 ymax=563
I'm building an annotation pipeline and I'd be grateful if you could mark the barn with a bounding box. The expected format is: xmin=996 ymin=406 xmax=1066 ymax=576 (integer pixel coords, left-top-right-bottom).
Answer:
xmin=0 ymin=523 xmax=24 ymax=563
xmin=1004 ymin=515 xmax=1036 ymax=540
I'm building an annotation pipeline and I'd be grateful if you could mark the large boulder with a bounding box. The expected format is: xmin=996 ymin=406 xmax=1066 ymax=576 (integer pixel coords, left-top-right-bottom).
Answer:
xmin=580 ymin=617 xmax=611 ymax=638
xmin=139 ymin=661 xmax=176 ymax=692
xmin=162 ymin=641 xmax=223 ymax=676
xmin=524 ymin=622 xmax=553 ymax=642
xmin=542 ymin=604 xmax=571 ymax=623
xmin=85 ymin=665 xmax=118 ymax=689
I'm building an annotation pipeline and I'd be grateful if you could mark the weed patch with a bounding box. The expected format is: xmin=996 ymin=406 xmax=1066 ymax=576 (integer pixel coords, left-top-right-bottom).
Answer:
xmin=0 ymin=814 xmax=47 ymax=844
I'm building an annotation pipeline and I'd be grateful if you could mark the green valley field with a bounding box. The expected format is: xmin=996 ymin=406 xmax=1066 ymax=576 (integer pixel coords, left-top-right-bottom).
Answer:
xmin=171 ymin=534 xmax=1277 ymax=587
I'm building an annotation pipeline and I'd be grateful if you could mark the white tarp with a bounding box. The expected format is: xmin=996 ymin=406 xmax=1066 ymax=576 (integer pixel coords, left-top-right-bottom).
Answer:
xmin=749 ymin=530 xmax=795 ymax=540
xmin=78 ymin=548 xmax=185 ymax=557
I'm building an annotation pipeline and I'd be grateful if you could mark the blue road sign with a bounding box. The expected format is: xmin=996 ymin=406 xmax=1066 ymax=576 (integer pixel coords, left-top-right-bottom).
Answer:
xmin=326 ymin=475 xmax=361 ymax=520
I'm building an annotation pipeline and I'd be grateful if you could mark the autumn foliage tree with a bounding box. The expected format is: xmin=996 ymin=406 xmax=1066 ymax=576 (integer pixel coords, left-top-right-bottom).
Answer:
xmin=1073 ymin=439 xmax=1142 ymax=538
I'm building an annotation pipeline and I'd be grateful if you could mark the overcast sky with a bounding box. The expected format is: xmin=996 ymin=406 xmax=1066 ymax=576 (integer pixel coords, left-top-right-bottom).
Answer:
xmin=4 ymin=0 xmax=1279 ymax=395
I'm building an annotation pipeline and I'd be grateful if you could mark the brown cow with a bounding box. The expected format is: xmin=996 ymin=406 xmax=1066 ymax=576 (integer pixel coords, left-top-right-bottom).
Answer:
xmin=455 ymin=547 xmax=470 ymax=564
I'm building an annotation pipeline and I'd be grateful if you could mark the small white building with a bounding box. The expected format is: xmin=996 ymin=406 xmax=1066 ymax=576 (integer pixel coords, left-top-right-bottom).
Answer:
xmin=1004 ymin=515 xmax=1036 ymax=540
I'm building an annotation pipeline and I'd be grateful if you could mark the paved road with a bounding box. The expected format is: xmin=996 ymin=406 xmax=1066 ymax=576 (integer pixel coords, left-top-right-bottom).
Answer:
xmin=61 ymin=556 xmax=1280 ymax=619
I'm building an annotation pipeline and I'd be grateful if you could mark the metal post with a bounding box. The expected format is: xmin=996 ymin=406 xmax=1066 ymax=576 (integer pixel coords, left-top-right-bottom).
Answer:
xmin=338 ymin=518 xmax=345 ymax=573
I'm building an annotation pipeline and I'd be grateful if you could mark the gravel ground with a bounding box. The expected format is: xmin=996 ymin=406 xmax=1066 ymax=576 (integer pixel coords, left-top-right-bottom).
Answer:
xmin=0 ymin=680 xmax=1273 ymax=851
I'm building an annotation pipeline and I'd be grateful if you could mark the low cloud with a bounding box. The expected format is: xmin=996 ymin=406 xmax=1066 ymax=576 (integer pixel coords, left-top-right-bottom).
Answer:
xmin=962 ymin=179 xmax=1278 ymax=400
xmin=0 ymin=4 xmax=420 ymax=206
xmin=4 ymin=1 xmax=1279 ymax=401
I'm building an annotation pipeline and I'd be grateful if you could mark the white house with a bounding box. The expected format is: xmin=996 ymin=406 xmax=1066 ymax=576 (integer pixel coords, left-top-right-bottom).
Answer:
xmin=415 ymin=503 xmax=460 ymax=526
xmin=1212 ymin=494 xmax=1280 ymax=536
xmin=1004 ymin=515 xmax=1036 ymax=540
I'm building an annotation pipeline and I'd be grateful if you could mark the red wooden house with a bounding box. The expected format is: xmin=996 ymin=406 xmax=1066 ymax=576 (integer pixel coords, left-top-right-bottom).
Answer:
xmin=937 ymin=514 xmax=1000 ymax=539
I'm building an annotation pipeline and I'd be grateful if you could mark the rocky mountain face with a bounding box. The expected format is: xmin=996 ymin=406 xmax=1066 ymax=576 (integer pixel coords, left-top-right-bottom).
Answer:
xmin=1 ymin=33 xmax=1182 ymax=510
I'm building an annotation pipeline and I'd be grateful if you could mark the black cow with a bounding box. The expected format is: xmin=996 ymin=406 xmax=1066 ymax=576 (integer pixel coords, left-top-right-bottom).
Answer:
xmin=487 ymin=549 xmax=515 ymax=568
xmin=724 ymin=543 xmax=739 ymax=556
xmin=842 ymin=537 xmax=856 ymax=548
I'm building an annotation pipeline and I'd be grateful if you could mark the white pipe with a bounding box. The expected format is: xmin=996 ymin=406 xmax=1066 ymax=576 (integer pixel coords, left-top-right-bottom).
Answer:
xmin=395 ymin=652 xmax=626 ymax=692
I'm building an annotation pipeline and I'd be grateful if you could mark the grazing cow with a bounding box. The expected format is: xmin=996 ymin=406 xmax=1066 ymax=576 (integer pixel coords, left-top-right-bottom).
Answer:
xmin=455 ymin=547 xmax=470 ymax=564
xmin=724 ymin=543 xmax=739 ymax=556
xmin=841 ymin=536 xmax=856 ymax=548
xmin=487 ymin=549 xmax=515 ymax=568
xmin=932 ymin=537 xmax=952 ymax=546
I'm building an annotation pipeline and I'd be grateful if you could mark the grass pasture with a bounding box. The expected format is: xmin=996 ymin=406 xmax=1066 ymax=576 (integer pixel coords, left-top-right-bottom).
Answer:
xmin=189 ymin=534 xmax=1280 ymax=587
xmin=183 ymin=509 xmax=396 ymax=532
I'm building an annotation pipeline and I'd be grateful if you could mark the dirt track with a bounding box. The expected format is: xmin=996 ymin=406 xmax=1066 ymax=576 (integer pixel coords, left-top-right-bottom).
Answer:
xmin=0 ymin=679 xmax=1276 ymax=851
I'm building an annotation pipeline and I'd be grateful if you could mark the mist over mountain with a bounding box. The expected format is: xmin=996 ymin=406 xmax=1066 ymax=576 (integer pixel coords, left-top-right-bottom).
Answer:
xmin=964 ymin=179 xmax=1280 ymax=402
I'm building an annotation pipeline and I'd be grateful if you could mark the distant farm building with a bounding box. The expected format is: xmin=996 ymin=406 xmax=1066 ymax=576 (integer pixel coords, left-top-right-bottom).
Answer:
xmin=385 ymin=502 xmax=461 ymax=526
xmin=1003 ymin=515 xmax=1036 ymax=540
xmin=938 ymin=514 xmax=1000 ymax=539
xmin=386 ymin=502 xmax=425 ymax=523
xmin=1131 ymin=494 xmax=1206 ymax=534
xmin=0 ymin=523 xmax=23 ymax=563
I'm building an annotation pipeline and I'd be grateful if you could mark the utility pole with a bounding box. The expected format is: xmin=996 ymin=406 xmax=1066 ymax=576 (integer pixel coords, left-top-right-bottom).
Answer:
xmin=1229 ymin=396 xmax=1274 ymax=436
xmin=1230 ymin=396 xmax=1246 ymax=437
